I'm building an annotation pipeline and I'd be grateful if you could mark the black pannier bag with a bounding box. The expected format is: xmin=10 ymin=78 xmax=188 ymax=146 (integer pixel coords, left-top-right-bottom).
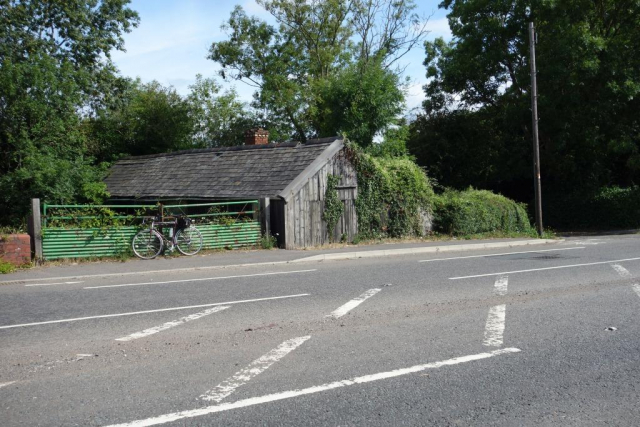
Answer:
xmin=177 ymin=216 xmax=192 ymax=230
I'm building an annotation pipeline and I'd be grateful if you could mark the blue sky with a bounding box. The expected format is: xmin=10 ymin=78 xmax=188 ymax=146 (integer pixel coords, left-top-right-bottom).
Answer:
xmin=111 ymin=0 xmax=451 ymax=113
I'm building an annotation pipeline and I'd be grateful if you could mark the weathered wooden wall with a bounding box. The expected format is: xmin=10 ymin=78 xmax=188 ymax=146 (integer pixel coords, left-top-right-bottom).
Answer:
xmin=283 ymin=150 xmax=358 ymax=249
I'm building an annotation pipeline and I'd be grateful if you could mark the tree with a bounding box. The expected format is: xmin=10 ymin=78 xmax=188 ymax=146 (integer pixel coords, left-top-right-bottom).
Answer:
xmin=413 ymin=0 xmax=640 ymax=200
xmin=187 ymin=75 xmax=257 ymax=147
xmin=208 ymin=0 xmax=427 ymax=144
xmin=88 ymin=80 xmax=194 ymax=159
xmin=0 ymin=0 xmax=139 ymax=225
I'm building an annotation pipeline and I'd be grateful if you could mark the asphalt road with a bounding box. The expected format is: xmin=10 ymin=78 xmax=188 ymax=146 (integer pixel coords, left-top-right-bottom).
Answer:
xmin=1 ymin=235 xmax=639 ymax=426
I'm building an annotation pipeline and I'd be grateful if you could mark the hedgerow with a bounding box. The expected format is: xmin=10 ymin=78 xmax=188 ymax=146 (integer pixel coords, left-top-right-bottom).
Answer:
xmin=346 ymin=144 xmax=435 ymax=238
xmin=433 ymin=189 xmax=532 ymax=236
xmin=545 ymin=186 xmax=640 ymax=230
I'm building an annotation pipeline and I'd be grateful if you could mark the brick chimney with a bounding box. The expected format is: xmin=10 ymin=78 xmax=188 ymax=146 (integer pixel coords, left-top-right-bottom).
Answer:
xmin=244 ymin=128 xmax=269 ymax=145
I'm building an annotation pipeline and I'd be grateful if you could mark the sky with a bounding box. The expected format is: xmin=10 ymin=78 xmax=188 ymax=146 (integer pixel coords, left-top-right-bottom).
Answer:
xmin=111 ymin=0 xmax=452 ymax=114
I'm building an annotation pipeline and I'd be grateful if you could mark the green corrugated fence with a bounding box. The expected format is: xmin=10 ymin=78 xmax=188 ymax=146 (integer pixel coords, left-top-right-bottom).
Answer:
xmin=41 ymin=201 xmax=262 ymax=260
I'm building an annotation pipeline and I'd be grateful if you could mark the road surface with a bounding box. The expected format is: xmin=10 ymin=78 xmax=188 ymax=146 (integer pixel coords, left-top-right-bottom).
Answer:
xmin=1 ymin=235 xmax=639 ymax=426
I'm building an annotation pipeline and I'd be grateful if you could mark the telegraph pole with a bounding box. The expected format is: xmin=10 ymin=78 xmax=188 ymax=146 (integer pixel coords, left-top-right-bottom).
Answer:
xmin=529 ymin=22 xmax=543 ymax=237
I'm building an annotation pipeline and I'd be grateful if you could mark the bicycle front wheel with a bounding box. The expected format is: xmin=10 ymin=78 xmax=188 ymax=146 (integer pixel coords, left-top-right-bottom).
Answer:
xmin=132 ymin=229 xmax=163 ymax=259
xmin=175 ymin=227 xmax=203 ymax=256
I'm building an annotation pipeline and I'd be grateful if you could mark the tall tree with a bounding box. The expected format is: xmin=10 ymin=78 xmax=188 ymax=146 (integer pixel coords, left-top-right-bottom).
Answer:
xmin=209 ymin=0 xmax=427 ymax=145
xmin=412 ymin=0 xmax=640 ymax=199
xmin=0 ymin=0 xmax=139 ymax=224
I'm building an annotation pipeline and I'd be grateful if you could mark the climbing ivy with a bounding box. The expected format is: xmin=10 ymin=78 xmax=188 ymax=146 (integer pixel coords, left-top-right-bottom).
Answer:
xmin=345 ymin=143 xmax=435 ymax=239
xmin=323 ymin=174 xmax=344 ymax=242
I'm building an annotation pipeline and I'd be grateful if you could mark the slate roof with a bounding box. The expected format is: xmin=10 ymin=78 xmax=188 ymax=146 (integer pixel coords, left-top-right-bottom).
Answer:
xmin=104 ymin=137 xmax=343 ymax=200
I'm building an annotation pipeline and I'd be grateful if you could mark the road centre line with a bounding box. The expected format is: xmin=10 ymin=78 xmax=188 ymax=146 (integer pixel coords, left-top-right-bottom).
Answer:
xmin=419 ymin=247 xmax=584 ymax=263
xmin=493 ymin=275 xmax=508 ymax=296
xmin=83 ymin=269 xmax=317 ymax=290
xmin=449 ymin=257 xmax=640 ymax=280
xmin=0 ymin=294 xmax=309 ymax=330
xmin=115 ymin=306 xmax=230 ymax=342
xmin=200 ymin=336 xmax=311 ymax=403
xmin=326 ymin=288 xmax=381 ymax=319
xmin=610 ymin=264 xmax=640 ymax=298
xmin=106 ymin=347 xmax=521 ymax=427
xmin=25 ymin=281 xmax=84 ymax=287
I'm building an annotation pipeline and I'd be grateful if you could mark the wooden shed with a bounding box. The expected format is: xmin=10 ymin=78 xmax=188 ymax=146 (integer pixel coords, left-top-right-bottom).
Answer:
xmin=104 ymin=135 xmax=358 ymax=249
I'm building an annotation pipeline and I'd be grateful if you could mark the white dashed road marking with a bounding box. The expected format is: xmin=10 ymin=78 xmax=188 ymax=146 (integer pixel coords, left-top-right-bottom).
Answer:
xmin=115 ymin=306 xmax=230 ymax=342
xmin=449 ymin=257 xmax=640 ymax=280
xmin=326 ymin=288 xmax=381 ymax=319
xmin=105 ymin=348 xmax=521 ymax=427
xmin=0 ymin=294 xmax=310 ymax=330
xmin=84 ymin=270 xmax=317 ymax=289
xmin=483 ymin=276 xmax=508 ymax=347
xmin=200 ymin=336 xmax=311 ymax=403
xmin=610 ymin=264 xmax=640 ymax=298
xmin=0 ymin=381 xmax=16 ymax=389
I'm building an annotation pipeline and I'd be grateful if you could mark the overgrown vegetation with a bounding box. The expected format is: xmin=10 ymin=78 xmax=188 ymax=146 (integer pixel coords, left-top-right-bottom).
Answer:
xmin=259 ymin=233 xmax=278 ymax=249
xmin=545 ymin=186 xmax=640 ymax=231
xmin=323 ymin=175 xmax=345 ymax=242
xmin=0 ymin=260 xmax=16 ymax=274
xmin=347 ymin=143 xmax=434 ymax=239
xmin=432 ymin=189 xmax=532 ymax=236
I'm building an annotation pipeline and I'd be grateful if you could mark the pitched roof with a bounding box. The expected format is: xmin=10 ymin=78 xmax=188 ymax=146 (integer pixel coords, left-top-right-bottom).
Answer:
xmin=104 ymin=137 xmax=344 ymax=200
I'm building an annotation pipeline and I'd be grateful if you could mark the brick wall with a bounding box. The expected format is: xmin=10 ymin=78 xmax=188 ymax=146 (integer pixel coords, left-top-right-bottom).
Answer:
xmin=0 ymin=234 xmax=31 ymax=266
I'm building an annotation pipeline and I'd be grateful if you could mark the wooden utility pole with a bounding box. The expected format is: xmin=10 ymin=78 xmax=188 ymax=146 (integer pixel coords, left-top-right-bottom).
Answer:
xmin=529 ymin=22 xmax=543 ymax=237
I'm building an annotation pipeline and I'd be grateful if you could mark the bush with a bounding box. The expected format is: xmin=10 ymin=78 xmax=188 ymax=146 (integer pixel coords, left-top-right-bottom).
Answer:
xmin=545 ymin=186 xmax=640 ymax=230
xmin=347 ymin=144 xmax=435 ymax=238
xmin=0 ymin=261 xmax=16 ymax=274
xmin=433 ymin=189 xmax=532 ymax=236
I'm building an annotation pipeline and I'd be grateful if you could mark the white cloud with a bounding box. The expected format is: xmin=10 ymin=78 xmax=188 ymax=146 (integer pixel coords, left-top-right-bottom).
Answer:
xmin=426 ymin=17 xmax=452 ymax=40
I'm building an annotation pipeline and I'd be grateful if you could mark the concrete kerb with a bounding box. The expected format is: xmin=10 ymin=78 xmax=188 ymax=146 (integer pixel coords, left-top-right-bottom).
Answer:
xmin=0 ymin=239 xmax=562 ymax=285
xmin=291 ymin=239 xmax=562 ymax=262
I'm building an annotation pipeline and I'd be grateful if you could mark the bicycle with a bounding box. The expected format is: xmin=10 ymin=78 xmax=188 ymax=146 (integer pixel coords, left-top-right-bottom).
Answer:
xmin=132 ymin=215 xmax=203 ymax=259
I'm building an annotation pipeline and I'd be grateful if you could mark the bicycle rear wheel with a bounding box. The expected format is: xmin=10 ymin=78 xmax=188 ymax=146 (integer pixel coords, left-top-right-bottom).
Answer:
xmin=175 ymin=227 xmax=203 ymax=256
xmin=132 ymin=229 xmax=163 ymax=259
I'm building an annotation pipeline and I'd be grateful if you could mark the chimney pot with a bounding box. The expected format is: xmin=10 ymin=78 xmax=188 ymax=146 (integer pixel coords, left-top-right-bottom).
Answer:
xmin=245 ymin=128 xmax=269 ymax=145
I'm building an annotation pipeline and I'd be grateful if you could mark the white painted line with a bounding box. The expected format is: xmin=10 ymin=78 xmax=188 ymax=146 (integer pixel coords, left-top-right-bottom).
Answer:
xmin=25 ymin=281 xmax=84 ymax=287
xmin=0 ymin=294 xmax=310 ymax=330
xmin=493 ymin=275 xmax=508 ymax=296
xmin=326 ymin=288 xmax=381 ymax=319
xmin=419 ymin=247 xmax=584 ymax=263
xmin=611 ymin=264 xmax=640 ymax=299
xmin=200 ymin=336 xmax=311 ymax=403
xmin=0 ymin=381 xmax=16 ymax=389
xmin=611 ymin=264 xmax=632 ymax=278
xmin=116 ymin=306 xmax=230 ymax=342
xmin=449 ymin=257 xmax=640 ymax=280
xmin=84 ymin=270 xmax=317 ymax=290
xmin=0 ymin=261 xmax=297 ymax=285
xmin=106 ymin=347 xmax=521 ymax=427
xmin=483 ymin=305 xmax=506 ymax=347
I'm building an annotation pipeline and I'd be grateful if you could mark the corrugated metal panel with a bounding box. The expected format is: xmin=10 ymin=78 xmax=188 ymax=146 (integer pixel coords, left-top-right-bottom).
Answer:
xmin=42 ymin=222 xmax=261 ymax=260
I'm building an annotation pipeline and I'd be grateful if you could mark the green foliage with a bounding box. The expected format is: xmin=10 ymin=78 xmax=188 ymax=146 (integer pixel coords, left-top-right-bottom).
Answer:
xmin=259 ymin=233 xmax=278 ymax=249
xmin=0 ymin=261 xmax=16 ymax=275
xmin=323 ymin=175 xmax=345 ymax=242
xmin=209 ymin=0 xmax=427 ymax=142
xmin=187 ymin=75 xmax=258 ymax=147
xmin=0 ymin=0 xmax=139 ymax=226
xmin=545 ymin=186 xmax=640 ymax=231
xmin=433 ymin=189 xmax=532 ymax=236
xmin=88 ymin=79 xmax=195 ymax=159
xmin=312 ymin=59 xmax=406 ymax=147
xmin=412 ymin=0 xmax=640 ymax=206
xmin=348 ymin=144 xmax=435 ymax=238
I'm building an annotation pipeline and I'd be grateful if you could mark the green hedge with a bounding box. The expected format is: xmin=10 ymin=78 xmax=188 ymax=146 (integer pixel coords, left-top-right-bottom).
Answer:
xmin=347 ymin=145 xmax=435 ymax=238
xmin=545 ymin=186 xmax=640 ymax=230
xmin=433 ymin=189 xmax=532 ymax=235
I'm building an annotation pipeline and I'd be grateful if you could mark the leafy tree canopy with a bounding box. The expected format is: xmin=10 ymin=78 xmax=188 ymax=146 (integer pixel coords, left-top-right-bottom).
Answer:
xmin=412 ymin=0 xmax=640 ymax=200
xmin=209 ymin=0 xmax=428 ymax=146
